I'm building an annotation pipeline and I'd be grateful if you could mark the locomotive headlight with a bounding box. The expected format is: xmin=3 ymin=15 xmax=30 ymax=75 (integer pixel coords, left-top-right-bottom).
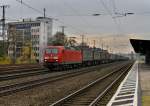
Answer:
xmin=44 ymin=56 xmax=49 ymax=59
xmin=53 ymin=56 xmax=58 ymax=59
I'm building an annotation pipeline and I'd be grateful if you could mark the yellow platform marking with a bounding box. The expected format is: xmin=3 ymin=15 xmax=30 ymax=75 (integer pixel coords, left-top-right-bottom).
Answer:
xmin=142 ymin=96 xmax=150 ymax=106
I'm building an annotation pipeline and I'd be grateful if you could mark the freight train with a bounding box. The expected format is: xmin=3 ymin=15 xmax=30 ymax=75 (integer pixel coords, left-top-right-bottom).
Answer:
xmin=43 ymin=46 xmax=128 ymax=70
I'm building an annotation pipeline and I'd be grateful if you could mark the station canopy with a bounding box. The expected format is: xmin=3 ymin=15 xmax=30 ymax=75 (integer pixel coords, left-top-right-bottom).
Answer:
xmin=130 ymin=39 xmax=150 ymax=55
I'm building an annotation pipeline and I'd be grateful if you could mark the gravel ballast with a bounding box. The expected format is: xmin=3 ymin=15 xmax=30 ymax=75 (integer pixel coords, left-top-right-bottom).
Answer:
xmin=0 ymin=62 xmax=128 ymax=106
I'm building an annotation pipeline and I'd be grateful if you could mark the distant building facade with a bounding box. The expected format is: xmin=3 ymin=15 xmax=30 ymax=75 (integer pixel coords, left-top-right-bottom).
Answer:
xmin=7 ymin=17 xmax=53 ymax=62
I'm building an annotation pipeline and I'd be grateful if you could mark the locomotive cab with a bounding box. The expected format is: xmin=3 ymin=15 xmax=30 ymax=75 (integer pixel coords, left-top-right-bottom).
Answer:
xmin=44 ymin=48 xmax=58 ymax=61
xmin=44 ymin=46 xmax=64 ymax=68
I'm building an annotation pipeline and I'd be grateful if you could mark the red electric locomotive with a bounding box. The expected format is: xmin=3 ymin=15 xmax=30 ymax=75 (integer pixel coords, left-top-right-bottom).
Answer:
xmin=43 ymin=46 xmax=82 ymax=69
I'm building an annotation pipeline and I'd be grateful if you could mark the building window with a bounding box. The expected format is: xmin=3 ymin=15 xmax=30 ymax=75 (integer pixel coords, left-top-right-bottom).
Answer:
xmin=37 ymin=28 xmax=39 ymax=32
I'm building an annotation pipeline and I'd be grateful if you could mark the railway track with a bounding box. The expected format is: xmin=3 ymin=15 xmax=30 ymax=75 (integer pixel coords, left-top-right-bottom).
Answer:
xmin=0 ymin=66 xmax=106 ymax=97
xmin=0 ymin=68 xmax=50 ymax=81
xmin=0 ymin=64 xmax=49 ymax=81
xmin=0 ymin=62 xmax=131 ymax=97
xmin=0 ymin=61 xmax=127 ymax=81
xmin=0 ymin=61 xmax=129 ymax=81
xmin=50 ymin=63 xmax=133 ymax=106
xmin=0 ymin=64 xmax=42 ymax=71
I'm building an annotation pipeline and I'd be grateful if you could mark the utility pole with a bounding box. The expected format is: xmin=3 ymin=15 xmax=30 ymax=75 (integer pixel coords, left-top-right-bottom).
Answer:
xmin=43 ymin=8 xmax=46 ymax=18
xmin=0 ymin=5 xmax=9 ymax=56
xmin=106 ymin=45 xmax=109 ymax=52
xmin=86 ymin=38 xmax=89 ymax=45
xmin=81 ymin=35 xmax=84 ymax=46
xmin=110 ymin=48 xmax=111 ymax=53
xmin=60 ymin=26 xmax=66 ymax=35
xmin=99 ymin=38 xmax=101 ymax=48
xmin=100 ymin=38 xmax=104 ymax=51
xmin=93 ymin=40 xmax=96 ymax=63
xmin=102 ymin=43 xmax=103 ymax=51
xmin=81 ymin=35 xmax=84 ymax=62
xmin=9 ymin=25 xmax=16 ymax=64
xmin=93 ymin=40 xmax=96 ymax=48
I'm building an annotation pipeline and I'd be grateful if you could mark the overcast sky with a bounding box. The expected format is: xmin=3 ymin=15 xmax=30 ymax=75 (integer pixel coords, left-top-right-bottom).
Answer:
xmin=1 ymin=0 xmax=150 ymax=53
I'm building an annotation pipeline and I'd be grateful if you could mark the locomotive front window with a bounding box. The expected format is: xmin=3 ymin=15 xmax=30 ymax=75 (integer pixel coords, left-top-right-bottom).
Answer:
xmin=46 ymin=48 xmax=58 ymax=54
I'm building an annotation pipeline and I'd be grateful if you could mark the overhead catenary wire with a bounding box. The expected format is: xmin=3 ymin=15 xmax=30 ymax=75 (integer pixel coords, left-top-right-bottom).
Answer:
xmin=62 ymin=0 xmax=93 ymax=29
xmin=15 ymin=0 xmax=43 ymax=15
xmin=97 ymin=0 xmax=124 ymax=33
xmin=96 ymin=0 xmax=126 ymax=52
xmin=57 ymin=0 xmax=113 ymax=35
xmin=15 ymin=0 xmax=86 ymax=36
xmin=111 ymin=0 xmax=131 ymax=53
xmin=15 ymin=0 xmax=125 ymax=36
xmin=98 ymin=0 xmax=113 ymax=16
xmin=111 ymin=0 xmax=125 ymax=35
xmin=111 ymin=0 xmax=117 ymax=14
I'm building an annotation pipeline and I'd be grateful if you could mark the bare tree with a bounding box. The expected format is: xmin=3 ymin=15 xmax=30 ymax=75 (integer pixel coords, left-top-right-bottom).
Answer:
xmin=51 ymin=31 xmax=67 ymax=46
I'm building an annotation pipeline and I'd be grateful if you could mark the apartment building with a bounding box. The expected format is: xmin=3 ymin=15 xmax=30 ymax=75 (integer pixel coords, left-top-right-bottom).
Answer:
xmin=7 ymin=17 xmax=53 ymax=62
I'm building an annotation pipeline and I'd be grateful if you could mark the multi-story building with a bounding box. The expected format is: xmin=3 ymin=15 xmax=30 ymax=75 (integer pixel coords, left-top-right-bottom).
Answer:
xmin=7 ymin=17 xmax=53 ymax=62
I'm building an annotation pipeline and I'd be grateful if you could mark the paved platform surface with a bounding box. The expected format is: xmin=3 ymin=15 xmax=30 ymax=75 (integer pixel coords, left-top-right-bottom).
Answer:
xmin=139 ymin=63 xmax=150 ymax=106
xmin=107 ymin=62 xmax=138 ymax=106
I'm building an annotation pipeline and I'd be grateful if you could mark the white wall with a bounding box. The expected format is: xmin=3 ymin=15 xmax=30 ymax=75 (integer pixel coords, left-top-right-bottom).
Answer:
xmin=39 ymin=18 xmax=53 ymax=63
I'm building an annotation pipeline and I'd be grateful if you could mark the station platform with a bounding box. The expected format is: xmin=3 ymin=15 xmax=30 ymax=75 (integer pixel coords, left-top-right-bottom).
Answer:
xmin=107 ymin=62 xmax=139 ymax=106
xmin=139 ymin=63 xmax=150 ymax=106
xmin=107 ymin=61 xmax=150 ymax=106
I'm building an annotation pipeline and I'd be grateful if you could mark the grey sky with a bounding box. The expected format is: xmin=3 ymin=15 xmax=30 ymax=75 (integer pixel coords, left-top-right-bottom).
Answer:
xmin=1 ymin=0 xmax=150 ymax=53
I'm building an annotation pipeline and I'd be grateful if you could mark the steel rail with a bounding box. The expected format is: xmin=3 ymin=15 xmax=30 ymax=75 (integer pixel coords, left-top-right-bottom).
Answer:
xmin=0 ymin=69 xmax=49 ymax=81
xmin=0 ymin=62 xmax=129 ymax=97
xmin=49 ymin=63 xmax=132 ymax=106
xmin=0 ymin=64 xmax=111 ymax=97
xmin=0 ymin=64 xmax=43 ymax=71
xmin=0 ymin=67 xmax=46 ymax=74
xmin=89 ymin=64 xmax=133 ymax=106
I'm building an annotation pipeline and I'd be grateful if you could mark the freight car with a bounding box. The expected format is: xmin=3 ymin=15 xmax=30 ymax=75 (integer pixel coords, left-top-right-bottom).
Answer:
xmin=109 ymin=53 xmax=129 ymax=62
xmin=82 ymin=48 xmax=110 ymax=66
xmin=43 ymin=46 xmax=128 ymax=70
